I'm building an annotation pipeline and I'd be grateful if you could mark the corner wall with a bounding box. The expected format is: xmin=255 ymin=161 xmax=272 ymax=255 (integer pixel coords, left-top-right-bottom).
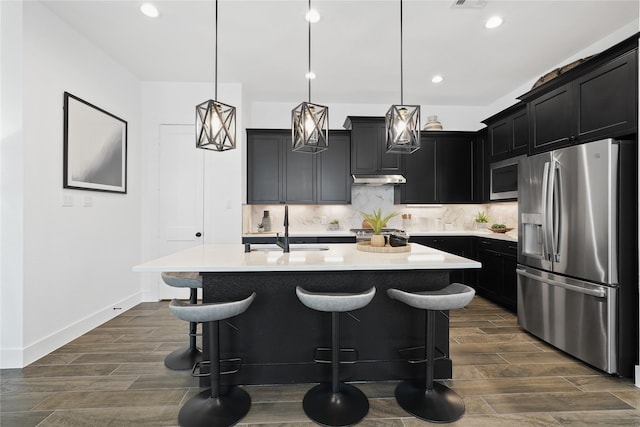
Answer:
xmin=0 ymin=0 xmax=25 ymax=368
xmin=1 ymin=2 xmax=143 ymax=368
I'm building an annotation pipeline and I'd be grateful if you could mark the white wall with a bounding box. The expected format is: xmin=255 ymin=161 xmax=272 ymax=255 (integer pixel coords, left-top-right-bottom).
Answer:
xmin=0 ymin=2 xmax=143 ymax=368
xmin=483 ymin=19 xmax=640 ymax=120
xmin=1 ymin=0 xmax=25 ymax=368
xmin=139 ymin=82 xmax=243 ymax=301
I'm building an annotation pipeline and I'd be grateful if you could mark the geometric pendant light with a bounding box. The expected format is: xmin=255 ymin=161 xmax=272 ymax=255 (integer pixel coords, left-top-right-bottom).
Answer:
xmin=196 ymin=0 xmax=236 ymax=151
xmin=386 ymin=0 xmax=420 ymax=154
xmin=291 ymin=0 xmax=328 ymax=154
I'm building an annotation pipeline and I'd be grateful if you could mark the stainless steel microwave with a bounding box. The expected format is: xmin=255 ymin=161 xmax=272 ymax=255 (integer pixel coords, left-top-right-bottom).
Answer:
xmin=489 ymin=155 xmax=525 ymax=200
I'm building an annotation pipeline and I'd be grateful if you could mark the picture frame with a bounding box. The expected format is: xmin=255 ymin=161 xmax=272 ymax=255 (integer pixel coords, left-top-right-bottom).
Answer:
xmin=63 ymin=92 xmax=127 ymax=193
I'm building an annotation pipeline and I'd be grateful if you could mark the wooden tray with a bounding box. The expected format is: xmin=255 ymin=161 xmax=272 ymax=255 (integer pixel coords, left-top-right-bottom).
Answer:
xmin=356 ymin=242 xmax=411 ymax=253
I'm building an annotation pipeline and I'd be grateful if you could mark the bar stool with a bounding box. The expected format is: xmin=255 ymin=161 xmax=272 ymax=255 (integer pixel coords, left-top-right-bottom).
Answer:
xmin=161 ymin=272 xmax=203 ymax=370
xmin=169 ymin=292 xmax=256 ymax=427
xmin=295 ymin=286 xmax=376 ymax=427
xmin=387 ymin=283 xmax=475 ymax=423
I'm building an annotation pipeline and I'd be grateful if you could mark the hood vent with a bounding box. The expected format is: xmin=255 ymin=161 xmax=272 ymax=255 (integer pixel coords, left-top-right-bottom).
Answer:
xmin=352 ymin=174 xmax=406 ymax=186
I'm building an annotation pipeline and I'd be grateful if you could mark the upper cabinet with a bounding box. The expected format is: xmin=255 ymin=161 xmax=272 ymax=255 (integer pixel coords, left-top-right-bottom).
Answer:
xmin=247 ymin=129 xmax=351 ymax=205
xmin=395 ymin=131 xmax=477 ymax=204
xmin=482 ymin=103 xmax=529 ymax=162
xmin=344 ymin=116 xmax=402 ymax=174
xmin=519 ymin=36 xmax=638 ymax=154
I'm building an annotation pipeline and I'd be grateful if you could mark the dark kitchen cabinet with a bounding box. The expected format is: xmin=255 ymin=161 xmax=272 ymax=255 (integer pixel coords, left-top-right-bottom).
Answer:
xmin=482 ymin=103 xmax=529 ymax=162
xmin=344 ymin=116 xmax=402 ymax=175
xmin=520 ymin=39 xmax=638 ymax=154
xmin=397 ymin=136 xmax=437 ymax=203
xmin=247 ymin=131 xmax=283 ymax=204
xmin=247 ymin=129 xmax=351 ymax=204
xmin=410 ymin=236 xmax=475 ymax=285
xmin=284 ymin=141 xmax=316 ymax=204
xmin=475 ymin=238 xmax=517 ymax=312
xmin=575 ymin=49 xmax=638 ymax=142
xmin=317 ymin=131 xmax=351 ymax=204
xmin=395 ymin=132 xmax=476 ymax=204
xmin=529 ymin=83 xmax=574 ymax=153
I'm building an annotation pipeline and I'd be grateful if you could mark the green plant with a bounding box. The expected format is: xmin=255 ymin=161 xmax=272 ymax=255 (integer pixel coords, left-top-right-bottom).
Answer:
xmin=257 ymin=222 xmax=264 ymax=228
xmin=475 ymin=211 xmax=488 ymax=223
xmin=360 ymin=209 xmax=400 ymax=234
xmin=329 ymin=219 xmax=339 ymax=225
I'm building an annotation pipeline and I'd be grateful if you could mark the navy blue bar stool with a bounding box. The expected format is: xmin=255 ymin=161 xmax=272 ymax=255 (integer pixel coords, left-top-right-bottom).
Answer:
xmin=161 ymin=272 xmax=203 ymax=370
xmin=387 ymin=283 xmax=475 ymax=423
xmin=169 ymin=293 xmax=256 ymax=427
xmin=296 ymin=286 xmax=376 ymax=427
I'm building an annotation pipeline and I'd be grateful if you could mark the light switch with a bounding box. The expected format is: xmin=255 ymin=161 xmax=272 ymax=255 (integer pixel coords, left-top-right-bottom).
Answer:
xmin=62 ymin=194 xmax=74 ymax=207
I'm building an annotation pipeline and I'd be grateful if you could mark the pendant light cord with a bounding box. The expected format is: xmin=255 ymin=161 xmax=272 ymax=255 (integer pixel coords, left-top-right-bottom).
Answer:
xmin=400 ymin=0 xmax=404 ymax=105
xmin=214 ymin=0 xmax=218 ymax=100
xmin=308 ymin=0 xmax=312 ymax=103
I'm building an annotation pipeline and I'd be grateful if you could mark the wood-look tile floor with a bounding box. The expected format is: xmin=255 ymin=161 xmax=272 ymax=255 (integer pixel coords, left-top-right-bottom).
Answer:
xmin=2 ymin=296 xmax=639 ymax=426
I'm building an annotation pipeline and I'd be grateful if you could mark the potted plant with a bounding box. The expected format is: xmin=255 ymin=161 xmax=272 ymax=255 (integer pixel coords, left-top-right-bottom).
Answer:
xmin=475 ymin=211 xmax=488 ymax=230
xmin=360 ymin=209 xmax=400 ymax=247
xmin=257 ymin=222 xmax=265 ymax=232
xmin=328 ymin=219 xmax=340 ymax=231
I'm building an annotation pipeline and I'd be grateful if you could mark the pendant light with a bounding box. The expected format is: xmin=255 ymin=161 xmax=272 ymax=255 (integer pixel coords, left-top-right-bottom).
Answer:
xmin=196 ymin=0 xmax=236 ymax=151
xmin=386 ymin=0 xmax=420 ymax=154
xmin=291 ymin=0 xmax=328 ymax=154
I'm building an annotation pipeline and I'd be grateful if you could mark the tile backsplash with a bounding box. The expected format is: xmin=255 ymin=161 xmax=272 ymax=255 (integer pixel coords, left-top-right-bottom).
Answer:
xmin=244 ymin=186 xmax=517 ymax=234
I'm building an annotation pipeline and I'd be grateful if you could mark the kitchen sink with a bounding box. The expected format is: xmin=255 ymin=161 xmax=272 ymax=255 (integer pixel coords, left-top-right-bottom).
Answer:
xmin=249 ymin=244 xmax=330 ymax=252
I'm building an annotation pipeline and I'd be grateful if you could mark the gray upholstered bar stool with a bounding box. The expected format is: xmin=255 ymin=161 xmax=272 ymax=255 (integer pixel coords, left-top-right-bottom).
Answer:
xmin=295 ymin=286 xmax=376 ymax=427
xmin=387 ymin=283 xmax=475 ymax=423
xmin=169 ymin=292 xmax=256 ymax=427
xmin=161 ymin=272 xmax=203 ymax=370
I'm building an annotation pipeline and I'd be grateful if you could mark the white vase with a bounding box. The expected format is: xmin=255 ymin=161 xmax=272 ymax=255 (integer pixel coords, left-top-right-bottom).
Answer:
xmin=370 ymin=234 xmax=386 ymax=247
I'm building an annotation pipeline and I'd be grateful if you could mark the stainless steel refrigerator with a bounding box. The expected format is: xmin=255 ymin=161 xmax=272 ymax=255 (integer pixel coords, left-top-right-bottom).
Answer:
xmin=517 ymin=138 xmax=637 ymax=377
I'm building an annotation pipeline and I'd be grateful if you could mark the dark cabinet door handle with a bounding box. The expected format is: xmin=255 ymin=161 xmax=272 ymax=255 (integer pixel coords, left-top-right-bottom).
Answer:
xmin=195 ymin=232 xmax=202 ymax=237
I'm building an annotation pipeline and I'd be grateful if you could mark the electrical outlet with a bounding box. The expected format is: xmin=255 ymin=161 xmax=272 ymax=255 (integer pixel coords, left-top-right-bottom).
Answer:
xmin=62 ymin=194 xmax=74 ymax=207
xmin=321 ymin=216 xmax=327 ymax=225
xmin=83 ymin=196 xmax=93 ymax=207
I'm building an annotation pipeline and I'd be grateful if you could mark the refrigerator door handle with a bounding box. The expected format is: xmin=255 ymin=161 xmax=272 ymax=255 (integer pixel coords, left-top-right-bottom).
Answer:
xmin=516 ymin=268 xmax=607 ymax=298
xmin=541 ymin=161 xmax=553 ymax=261
xmin=552 ymin=160 xmax=562 ymax=263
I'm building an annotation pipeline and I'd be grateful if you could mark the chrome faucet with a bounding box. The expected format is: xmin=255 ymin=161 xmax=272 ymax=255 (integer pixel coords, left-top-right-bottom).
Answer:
xmin=276 ymin=205 xmax=290 ymax=253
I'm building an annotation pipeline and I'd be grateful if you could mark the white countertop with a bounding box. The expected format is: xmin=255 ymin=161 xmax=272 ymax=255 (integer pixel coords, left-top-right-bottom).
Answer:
xmin=133 ymin=243 xmax=481 ymax=273
xmin=243 ymin=229 xmax=518 ymax=243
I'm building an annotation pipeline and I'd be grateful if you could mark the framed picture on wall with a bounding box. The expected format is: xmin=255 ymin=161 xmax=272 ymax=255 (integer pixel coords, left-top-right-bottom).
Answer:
xmin=63 ymin=92 xmax=127 ymax=193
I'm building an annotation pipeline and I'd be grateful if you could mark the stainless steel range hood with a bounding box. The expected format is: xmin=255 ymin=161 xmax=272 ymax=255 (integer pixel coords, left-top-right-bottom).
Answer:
xmin=352 ymin=174 xmax=406 ymax=186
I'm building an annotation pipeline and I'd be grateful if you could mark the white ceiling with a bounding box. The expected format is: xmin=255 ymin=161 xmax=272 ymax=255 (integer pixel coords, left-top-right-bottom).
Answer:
xmin=42 ymin=0 xmax=639 ymax=106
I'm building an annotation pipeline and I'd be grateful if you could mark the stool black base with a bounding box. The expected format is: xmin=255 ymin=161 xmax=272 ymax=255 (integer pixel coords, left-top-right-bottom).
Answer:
xmin=395 ymin=380 xmax=465 ymax=423
xmin=177 ymin=386 xmax=251 ymax=427
xmin=302 ymin=382 xmax=369 ymax=427
xmin=164 ymin=345 xmax=203 ymax=371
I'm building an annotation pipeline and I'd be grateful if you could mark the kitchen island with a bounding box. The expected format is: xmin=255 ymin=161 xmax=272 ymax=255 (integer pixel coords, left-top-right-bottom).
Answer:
xmin=134 ymin=243 xmax=481 ymax=385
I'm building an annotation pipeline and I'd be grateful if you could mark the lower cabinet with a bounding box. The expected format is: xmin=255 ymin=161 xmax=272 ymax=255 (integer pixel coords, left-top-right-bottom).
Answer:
xmin=409 ymin=236 xmax=475 ymax=286
xmin=475 ymin=238 xmax=517 ymax=312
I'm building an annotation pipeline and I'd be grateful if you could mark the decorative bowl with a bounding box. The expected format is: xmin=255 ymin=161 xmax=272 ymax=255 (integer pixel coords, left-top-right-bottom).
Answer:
xmin=488 ymin=227 xmax=514 ymax=233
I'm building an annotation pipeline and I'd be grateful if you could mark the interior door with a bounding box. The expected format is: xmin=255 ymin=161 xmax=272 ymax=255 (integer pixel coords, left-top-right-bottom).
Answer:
xmin=158 ymin=125 xmax=203 ymax=299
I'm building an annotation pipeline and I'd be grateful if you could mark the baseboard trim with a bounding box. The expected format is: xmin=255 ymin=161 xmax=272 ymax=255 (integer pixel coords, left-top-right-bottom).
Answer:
xmin=19 ymin=292 xmax=141 ymax=367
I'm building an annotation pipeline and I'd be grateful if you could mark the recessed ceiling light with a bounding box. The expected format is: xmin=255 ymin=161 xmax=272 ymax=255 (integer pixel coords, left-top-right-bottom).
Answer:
xmin=305 ymin=71 xmax=316 ymax=80
xmin=485 ymin=15 xmax=503 ymax=29
xmin=432 ymin=75 xmax=444 ymax=83
xmin=140 ymin=3 xmax=159 ymax=18
xmin=305 ymin=9 xmax=321 ymax=23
